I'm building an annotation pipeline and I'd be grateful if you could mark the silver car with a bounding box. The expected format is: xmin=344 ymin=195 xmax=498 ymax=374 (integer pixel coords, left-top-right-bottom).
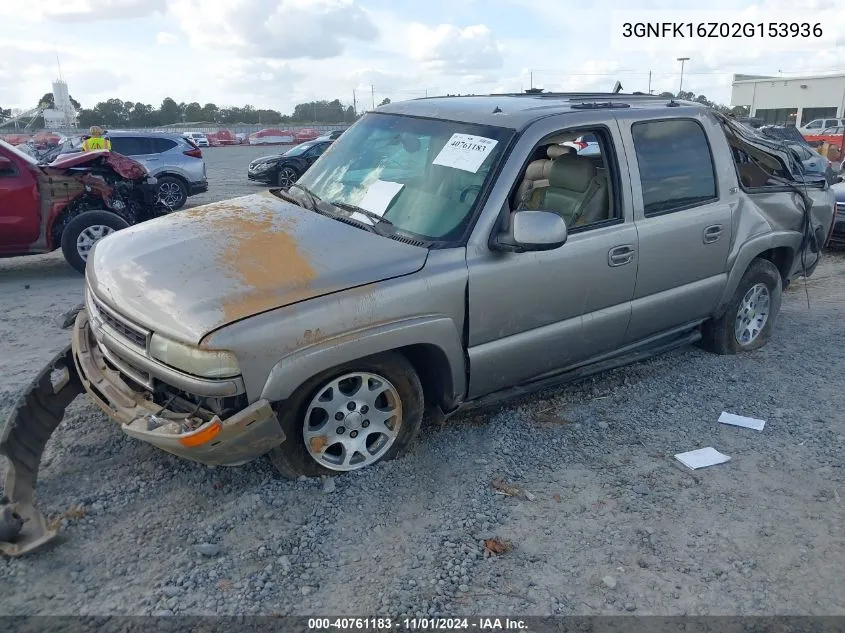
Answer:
xmin=8 ymin=94 xmax=835 ymax=492
xmin=108 ymin=132 xmax=208 ymax=210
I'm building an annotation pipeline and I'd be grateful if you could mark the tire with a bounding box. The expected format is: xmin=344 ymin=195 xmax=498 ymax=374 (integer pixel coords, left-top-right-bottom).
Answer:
xmin=157 ymin=176 xmax=188 ymax=210
xmin=276 ymin=166 xmax=300 ymax=189
xmin=700 ymin=258 xmax=782 ymax=355
xmin=60 ymin=211 xmax=129 ymax=274
xmin=268 ymin=352 xmax=424 ymax=479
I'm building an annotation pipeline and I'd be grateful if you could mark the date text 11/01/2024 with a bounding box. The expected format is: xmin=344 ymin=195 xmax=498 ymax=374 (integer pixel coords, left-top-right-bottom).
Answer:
xmin=621 ymin=22 xmax=823 ymax=38
xmin=308 ymin=618 xmax=528 ymax=631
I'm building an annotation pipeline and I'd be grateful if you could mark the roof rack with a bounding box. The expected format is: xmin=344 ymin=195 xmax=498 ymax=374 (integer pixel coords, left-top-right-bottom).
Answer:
xmin=487 ymin=91 xmax=667 ymax=100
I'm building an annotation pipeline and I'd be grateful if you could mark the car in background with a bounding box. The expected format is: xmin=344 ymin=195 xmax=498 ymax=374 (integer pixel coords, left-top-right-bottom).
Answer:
xmin=563 ymin=133 xmax=600 ymax=156
xmin=247 ymin=138 xmax=333 ymax=187
xmin=315 ymin=129 xmax=347 ymax=141
xmin=799 ymin=117 xmax=845 ymax=136
xmin=829 ymin=180 xmax=845 ymax=248
xmin=294 ymin=127 xmax=320 ymax=142
xmin=803 ymin=126 xmax=845 ymax=149
xmin=249 ymin=128 xmax=295 ymax=145
xmin=787 ymin=142 xmax=836 ymax=184
xmin=184 ymin=132 xmax=210 ymax=148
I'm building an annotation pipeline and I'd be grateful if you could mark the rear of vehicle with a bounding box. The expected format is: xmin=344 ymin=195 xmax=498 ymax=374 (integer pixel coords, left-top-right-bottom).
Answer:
xmin=109 ymin=132 xmax=208 ymax=210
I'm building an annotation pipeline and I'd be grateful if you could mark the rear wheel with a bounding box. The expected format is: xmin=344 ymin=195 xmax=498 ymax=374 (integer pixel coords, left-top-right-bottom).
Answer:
xmin=60 ymin=211 xmax=129 ymax=274
xmin=700 ymin=258 xmax=782 ymax=355
xmin=157 ymin=176 xmax=188 ymax=210
xmin=268 ymin=352 xmax=424 ymax=478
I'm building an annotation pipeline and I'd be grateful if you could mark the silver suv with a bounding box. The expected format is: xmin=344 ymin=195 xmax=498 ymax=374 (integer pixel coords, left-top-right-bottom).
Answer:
xmin=5 ymin=94 xmax=836 ymax=502
xmin=107 ymin=131 xmax=208 ymax=210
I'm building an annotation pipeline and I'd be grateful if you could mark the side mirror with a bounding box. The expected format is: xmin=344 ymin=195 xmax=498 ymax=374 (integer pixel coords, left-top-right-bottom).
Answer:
xmin=493 ymin=209 xmax=568 ymax=253
xmin=0 ymin=157 xmax=12 ymax=171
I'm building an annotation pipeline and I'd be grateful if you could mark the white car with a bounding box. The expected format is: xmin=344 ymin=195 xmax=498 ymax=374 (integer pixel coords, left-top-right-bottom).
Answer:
xmin=798 ymin=117 xmax=845 ymax=136
xmin=183 ymin=132 xmax=210 ymax=148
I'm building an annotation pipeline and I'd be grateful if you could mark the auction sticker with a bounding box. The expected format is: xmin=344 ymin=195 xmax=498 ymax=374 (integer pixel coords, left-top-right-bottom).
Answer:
xmin=432 ymin=133 xmax=498 ymax=173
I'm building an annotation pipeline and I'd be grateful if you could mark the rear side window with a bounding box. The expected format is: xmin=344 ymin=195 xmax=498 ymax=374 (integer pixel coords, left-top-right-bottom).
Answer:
xmin=631 ymin=119 xmax=717 ymax=217
xmin=110 ymin=137 xmax=152 ymax=156
xmin=150 ymin=138 xmax=177 ymax=153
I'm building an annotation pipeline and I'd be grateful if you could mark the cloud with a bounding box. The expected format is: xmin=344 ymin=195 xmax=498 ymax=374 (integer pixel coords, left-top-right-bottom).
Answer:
xmin=2 ymin=0 xmax=167 ymax=21
xmin=408 ymin=23 xmax=503 ymax=74
xmin=169 ymin=0 xmax=378 ymax=60
xmin=156 ymin=31 xmax=177 ymax=44
xmin=211 ymin=60 xmax=304 ymax=104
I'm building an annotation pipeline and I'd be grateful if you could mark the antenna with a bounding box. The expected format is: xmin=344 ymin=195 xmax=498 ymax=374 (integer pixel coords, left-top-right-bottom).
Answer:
xmin=55 ymin=47 xmax=63 ymax=80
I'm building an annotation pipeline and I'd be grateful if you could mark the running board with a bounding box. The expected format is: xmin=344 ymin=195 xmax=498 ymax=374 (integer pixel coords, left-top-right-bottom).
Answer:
xmin=462 ymin=328 xmax=701 ymax=412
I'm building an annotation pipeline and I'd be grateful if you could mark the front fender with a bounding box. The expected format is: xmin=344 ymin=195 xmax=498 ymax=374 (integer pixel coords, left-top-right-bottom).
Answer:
xmin=714 ymin=230 xmax=801 ymax=318
xmin=259 ymin=315 xmax=466 ymax=405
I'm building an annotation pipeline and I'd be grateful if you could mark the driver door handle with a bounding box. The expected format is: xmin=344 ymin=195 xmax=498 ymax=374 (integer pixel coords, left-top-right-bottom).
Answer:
xmin=608 ymin=244 xmax=635 ymax=267
xmin=703 ymin=224 xmax=723 ymax=244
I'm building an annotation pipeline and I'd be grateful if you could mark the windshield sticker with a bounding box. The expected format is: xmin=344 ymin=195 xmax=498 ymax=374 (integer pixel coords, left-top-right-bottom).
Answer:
xmin=432 ymin=133 xmax=498 ymax=173
xmin=352 ymin=179 xmax=405 ymax=223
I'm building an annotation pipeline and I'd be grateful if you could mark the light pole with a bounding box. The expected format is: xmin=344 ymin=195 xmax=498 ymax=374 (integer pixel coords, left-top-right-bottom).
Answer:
xmin=677 ymin=57 xmax=690 ymax=95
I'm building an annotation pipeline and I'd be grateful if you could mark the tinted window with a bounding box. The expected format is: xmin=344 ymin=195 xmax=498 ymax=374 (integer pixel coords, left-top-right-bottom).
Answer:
xmin=304 ymin=142 xmax=330 ymax=158
xmin=150 ymin=138 xmax=177 ymax=153
xmin=631 ymin=119 xmax=717 ymax=216
xmin=110 ymin=137 xmax=151 ymax=156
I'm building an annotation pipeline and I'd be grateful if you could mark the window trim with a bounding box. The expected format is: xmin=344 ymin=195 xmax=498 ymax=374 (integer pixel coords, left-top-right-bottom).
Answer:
xmin=503 ymin=123 xmax=624 ymax=235
xmin=630 ymin=117 xmax=719 ymax=219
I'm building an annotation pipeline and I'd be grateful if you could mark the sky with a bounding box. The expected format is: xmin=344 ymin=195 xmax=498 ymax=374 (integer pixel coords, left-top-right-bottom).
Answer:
xmin=1 ymin=0 xmax=844 ymax=116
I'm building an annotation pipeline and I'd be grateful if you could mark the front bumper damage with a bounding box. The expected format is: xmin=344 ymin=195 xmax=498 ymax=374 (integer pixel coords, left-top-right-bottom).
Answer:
xmin=70 ymin=308 xmax=285 ymax=466
xmin=0 ymin=309 xmax=285 ymax=557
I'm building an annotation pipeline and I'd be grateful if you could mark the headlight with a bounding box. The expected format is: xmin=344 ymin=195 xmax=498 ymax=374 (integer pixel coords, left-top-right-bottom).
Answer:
xmin=251 ymin=162 xmax=272 ymax=171
xmin=149 ymin=333 xmax=240 ymax=378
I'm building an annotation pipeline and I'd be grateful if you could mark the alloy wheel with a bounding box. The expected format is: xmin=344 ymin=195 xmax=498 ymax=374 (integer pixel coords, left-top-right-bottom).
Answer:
xmin=734 ymin=282 xmax=771 ymax=346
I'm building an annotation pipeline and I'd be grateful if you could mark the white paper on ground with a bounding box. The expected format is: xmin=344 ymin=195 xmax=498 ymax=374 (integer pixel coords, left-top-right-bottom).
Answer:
xmin=432 ymin=133 xmax=499 ymax=173
xmin=674 ymin=447 xmax=731 ymax=470
xmin=718 ymin=411 xmax=766 ymax=431
xmin=351 ymin=179 xmax=404 ymax=224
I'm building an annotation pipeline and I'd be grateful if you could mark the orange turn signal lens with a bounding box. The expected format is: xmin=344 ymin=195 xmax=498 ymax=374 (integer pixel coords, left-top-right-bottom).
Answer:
xmin=178 ymin=419 xmax=222 ymax=447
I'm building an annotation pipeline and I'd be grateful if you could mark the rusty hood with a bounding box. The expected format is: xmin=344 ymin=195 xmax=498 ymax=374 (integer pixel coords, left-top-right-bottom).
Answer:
xmin=86 ymin=192 xmax=429 ymax=343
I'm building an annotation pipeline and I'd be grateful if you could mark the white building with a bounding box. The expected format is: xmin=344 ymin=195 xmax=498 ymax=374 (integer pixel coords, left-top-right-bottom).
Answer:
xmin=42 ymin=79 xmax=78 ymax=130
xmin=730 ymin=73 xmax=845 ymax=127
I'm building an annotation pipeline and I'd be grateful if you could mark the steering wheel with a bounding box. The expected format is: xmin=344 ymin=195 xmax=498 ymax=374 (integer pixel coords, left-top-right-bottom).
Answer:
xmin=459 ymin=185 xmax=482 ymax=203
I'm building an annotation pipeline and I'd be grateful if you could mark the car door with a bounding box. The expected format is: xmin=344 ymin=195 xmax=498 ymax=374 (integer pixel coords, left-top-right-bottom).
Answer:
xmin=616 ymin=113 xmax=733 ymax=344
xmin=464 ymin=113 xmax=639 ymax=399
xmin=0 ymin=150 xmax=40 ymax=249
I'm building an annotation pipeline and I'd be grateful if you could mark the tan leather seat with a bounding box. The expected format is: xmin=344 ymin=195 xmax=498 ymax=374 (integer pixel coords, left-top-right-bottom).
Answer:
xmin=540 ymin=154 xmax=609 ymax=226
xmin=515 ymin=145 xmax=574 ymax=209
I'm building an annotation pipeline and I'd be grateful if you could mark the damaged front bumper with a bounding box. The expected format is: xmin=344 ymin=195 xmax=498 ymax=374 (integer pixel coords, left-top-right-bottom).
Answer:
xmin=71 ymin=309 xmax=286 ymax=466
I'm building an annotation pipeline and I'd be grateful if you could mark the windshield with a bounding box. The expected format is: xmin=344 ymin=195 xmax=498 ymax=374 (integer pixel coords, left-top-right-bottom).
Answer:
xmin=283 ymin=141 xmax=317 ymax=157
xmin=294 ymin=112 xmax=513 ymax=241
xmin=0 ymin=139 xmax=38 ymax=165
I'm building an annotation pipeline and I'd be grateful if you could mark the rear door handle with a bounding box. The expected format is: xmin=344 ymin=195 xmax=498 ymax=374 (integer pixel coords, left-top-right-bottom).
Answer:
xmin=608 ymin=244 xmax=635 ymax=267
xmin=703 ymin=224 xmax=723 ymax=244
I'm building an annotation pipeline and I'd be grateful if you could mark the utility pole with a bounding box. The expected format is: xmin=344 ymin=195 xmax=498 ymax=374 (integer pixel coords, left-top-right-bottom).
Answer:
xmin=677 ymin=57 xmax=690 ymax=95
xmin=371 ymin=84 xmax=375 ymax=109
xmin=353 ymin=89 xmax=357 ymax=116
xmin=648 ymin=70 xmax=652 ymax=94
xmin=530 ymin=71 xmax=533 ymax=90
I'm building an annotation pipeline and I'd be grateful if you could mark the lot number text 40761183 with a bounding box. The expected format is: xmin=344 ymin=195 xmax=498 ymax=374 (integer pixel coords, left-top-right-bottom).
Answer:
xmin=307 ymin=617 xmax=528 ymax=631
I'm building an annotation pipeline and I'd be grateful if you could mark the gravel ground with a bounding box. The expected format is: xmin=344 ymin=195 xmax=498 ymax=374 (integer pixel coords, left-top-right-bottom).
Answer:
xmin=186 ymin=145 xmax=290 ymax=208
xmin=1 ymin=149 xmax=844 ymax=615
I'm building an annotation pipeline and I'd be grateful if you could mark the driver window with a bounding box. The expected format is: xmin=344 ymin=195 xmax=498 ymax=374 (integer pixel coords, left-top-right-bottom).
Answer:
xmin=509 ymin=127 xmax=620 ymax=231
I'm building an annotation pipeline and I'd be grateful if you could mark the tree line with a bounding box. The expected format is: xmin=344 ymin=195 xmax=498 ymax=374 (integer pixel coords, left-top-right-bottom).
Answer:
xmin=1 ymin=90 xmax=745 ymax=128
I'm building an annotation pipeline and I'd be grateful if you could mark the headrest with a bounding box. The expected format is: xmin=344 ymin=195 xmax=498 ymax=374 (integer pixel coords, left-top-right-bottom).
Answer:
xmin=548 ymin=155 xmax=596 ymax=192
xmin=525 ymin=158 xmax=552 ymax=181
xmin=547 ymin=144 xmax=573 ymax=159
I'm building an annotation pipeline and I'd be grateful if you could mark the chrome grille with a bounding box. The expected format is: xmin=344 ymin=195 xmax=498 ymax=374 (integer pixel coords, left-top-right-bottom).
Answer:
xmin=88 ymin=289 xmax=149 ymax=350
xmin=836 ymin=202 xmax=845 ymax=216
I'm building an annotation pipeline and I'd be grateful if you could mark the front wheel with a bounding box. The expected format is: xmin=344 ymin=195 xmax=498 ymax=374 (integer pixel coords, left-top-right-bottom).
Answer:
xmin=700 ymin=258 xmax=782 ymax=355
xmin=157 ymin=176 xmax=188 ymax=210
xmin=268 ymin=352 xmax=424 ymax=478
xmin=60 ymin=211 xmax=130 ymax=274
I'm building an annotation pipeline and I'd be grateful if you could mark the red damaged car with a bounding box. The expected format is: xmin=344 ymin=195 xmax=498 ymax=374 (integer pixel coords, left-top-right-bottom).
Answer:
xmin=0 ymin=139 xmax=167 ymax=273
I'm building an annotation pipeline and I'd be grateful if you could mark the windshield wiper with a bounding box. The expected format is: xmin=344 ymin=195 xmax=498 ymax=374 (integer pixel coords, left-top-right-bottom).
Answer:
xmin=330 ymin=201 xmax=394 ymax=226
xmin=288 ymin=182 xmax=321 ymax=210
